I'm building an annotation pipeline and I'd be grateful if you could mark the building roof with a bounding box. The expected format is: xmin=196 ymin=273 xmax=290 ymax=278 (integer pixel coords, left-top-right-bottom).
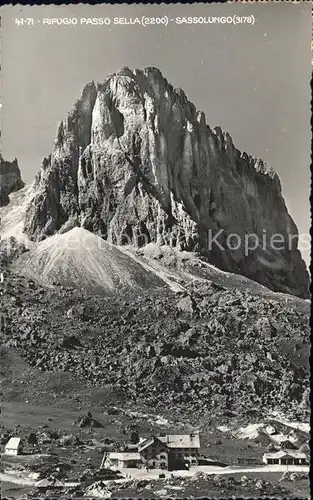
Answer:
xmin=138 ymin=436 xmax=168 ymax=452
xmin=127 ymin=443 xmax=138 ymax=450
xmin=138 ymin=436 xmax=155 ymax=452
xmin=5 ymin=437 xmax=21 ymax=450
xmin=263 ymin=450 xmax=307 ymax=460
xmin=108 ymin=452 xmax=141 ymax=461
xmin=159 ymin=434 xmax=200 ymax=449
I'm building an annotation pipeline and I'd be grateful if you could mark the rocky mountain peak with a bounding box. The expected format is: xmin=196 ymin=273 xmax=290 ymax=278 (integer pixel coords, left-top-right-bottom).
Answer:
xmin=0 ymin=153 xmax=25 ymax=207
xmin=22 ymin=66 xmax=309 ymax=298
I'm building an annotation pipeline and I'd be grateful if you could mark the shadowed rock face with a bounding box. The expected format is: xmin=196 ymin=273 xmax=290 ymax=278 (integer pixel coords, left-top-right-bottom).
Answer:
xmin=23 ymin=66 xmax=309 ymax=298
xmin=0 ymin=154 xmax=24 ymax=206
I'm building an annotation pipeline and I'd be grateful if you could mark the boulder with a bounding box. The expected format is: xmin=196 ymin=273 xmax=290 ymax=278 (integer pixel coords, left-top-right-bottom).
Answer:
xmin=73 ymin=411 xmax=103 ymax=428
xmin=59 ymin=434 xmax=82 ymax=446
xmin=85 ymin=481 xmax=112 ymax=498
xmin=176 ymin=296 xmax=196 ymax=315
xmin=255 ymin=479 xmax=265 ymax=489
xmin=265 ymin=424 xmax=277 ymax=435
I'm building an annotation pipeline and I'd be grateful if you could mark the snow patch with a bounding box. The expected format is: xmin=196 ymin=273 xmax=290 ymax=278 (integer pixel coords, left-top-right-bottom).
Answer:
xmin=0 ymin=185 xmax=33 ymax=247
xmin=275 ymin=419 xmax=310 ymax=434
xmin=217 ymin=426 xmax=231 ymax=433
xmin=234 ymin=423 xmax=264 ymax=440
xmin=186 ymin=121 xmax=194 ymax=133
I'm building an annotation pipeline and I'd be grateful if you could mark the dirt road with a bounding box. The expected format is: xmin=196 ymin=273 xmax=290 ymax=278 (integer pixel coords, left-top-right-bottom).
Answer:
xmin=195 ymin=465 xmax=309 ymax=475
xmin=122 ymin=464 xmax=309 ymax=480
xmin=0 ymin=472 xmax=36 ymax=486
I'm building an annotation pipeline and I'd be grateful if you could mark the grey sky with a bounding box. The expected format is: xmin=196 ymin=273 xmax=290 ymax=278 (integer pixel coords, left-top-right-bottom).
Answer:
xmin=1 ymin=3 xmax=311 ymax=265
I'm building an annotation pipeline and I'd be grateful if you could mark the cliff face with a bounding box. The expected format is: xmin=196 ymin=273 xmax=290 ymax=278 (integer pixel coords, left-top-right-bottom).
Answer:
xmin=0 ymin=154 xmax=24 ymax=206
xmin=23 ymin=67 xmax=309 ymax=298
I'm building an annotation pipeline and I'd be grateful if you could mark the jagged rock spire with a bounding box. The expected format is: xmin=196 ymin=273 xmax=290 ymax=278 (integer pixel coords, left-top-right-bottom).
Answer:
xmin=22 ymin=67 xmax=309 ymax=298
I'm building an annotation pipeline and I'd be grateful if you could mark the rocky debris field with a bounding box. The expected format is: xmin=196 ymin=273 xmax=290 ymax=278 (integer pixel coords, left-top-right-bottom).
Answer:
xmin=82 ymin=473 xmax=293 ymax=499
xmin=279 ymin=470 xmax=308 ymax=482
xmin=3 ymin=470 xmax=309 ymax=500
xmin=1 ymin=265 xmax=310 ymax=422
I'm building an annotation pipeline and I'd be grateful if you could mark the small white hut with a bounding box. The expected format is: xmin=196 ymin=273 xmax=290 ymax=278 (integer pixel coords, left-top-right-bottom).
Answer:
xmin=5 ymin=437 xmax=22 ymax=456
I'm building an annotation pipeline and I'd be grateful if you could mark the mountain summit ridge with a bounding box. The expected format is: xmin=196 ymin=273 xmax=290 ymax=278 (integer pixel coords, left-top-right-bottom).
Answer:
xmin=0 ymin=153 xmax=25 ymax=207
xmin=21 ymin=66 xmax=309 ymax=298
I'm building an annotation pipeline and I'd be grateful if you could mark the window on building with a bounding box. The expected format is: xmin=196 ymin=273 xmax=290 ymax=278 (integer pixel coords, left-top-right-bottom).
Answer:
xmin=159 ymin=454 xmax=167 ymax=460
